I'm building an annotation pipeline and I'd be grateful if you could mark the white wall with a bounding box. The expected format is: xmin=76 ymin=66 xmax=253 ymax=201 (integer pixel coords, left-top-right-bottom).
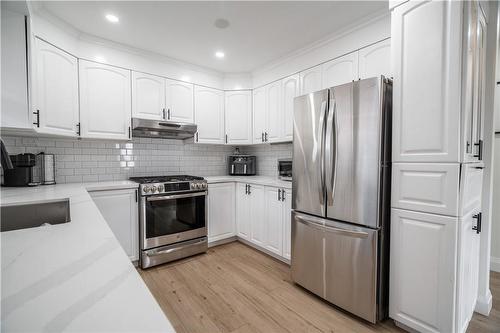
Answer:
xmin=252 ymin=13 xmax=390 ymax=88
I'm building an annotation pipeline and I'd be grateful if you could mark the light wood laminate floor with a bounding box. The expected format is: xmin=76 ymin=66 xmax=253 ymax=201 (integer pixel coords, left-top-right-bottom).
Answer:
xmin=139 ymin=242 xmax=500 ymax=333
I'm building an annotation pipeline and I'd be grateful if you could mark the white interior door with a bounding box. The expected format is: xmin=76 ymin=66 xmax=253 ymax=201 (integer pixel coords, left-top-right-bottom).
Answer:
xmin=166 ymin=79 xmax=194 ymax=123
xmin=194 ymin=86 xmax=225 ymax=144
xmin=252 ymin=87 xmax=266 ymax=143
xmin=225 ymin=90 xmax=252 ymax=145
xmin=281 ymin=74 xmax=299 ymax=141
xmin=79 ymin=60 xmax=131 ymax=140
xmin=266 ymin=81 xmax=282 ymax=143
xmin=33 ymin=38 xmax=79 ymax=137
xmin=321 ymin=52 xmax=359 ymax=88
xmin=132 ymin=71 xmax=166 ymax=120
xmin=358 ymin=39 xmax=392 ymax=79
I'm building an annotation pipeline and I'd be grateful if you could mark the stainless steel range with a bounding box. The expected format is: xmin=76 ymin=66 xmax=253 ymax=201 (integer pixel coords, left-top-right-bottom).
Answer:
xmin=130 ymin=175 xmax=208 ymax=269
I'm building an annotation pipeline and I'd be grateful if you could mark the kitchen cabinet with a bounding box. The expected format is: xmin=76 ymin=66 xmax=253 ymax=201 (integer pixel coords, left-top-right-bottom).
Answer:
xmin=358 ymin=39 xmax=392 ymax=79
xmin=253 ymin=86 xmax=266 ymax=143
xmin=300 ymin=65 xmax=322 ymax=95
xmin=131 ymin=71 xmax=166 ymax=121
xmin=249 ymin=184 xmax=266 ymax=247
xmin=194 ymin=86 xmax=225 ymax=144
xmin=89 ymin=188 xmax=139 ymax=261
xmin=389 ymin=209 xmax=458 ymax=333
xmin=166 ymin=79 xmax=194 ymax=123
xmin=264 ymin=186 xmax=283 ymax=255
xmin=225 ymin=90 xmax=252 ymax=145
xmin=281 ymin=74 xmax=300 ymax=141
xmin=266 ymin=80 xmax=282 ymax=142
xmin=321 ymin=52 xmax=358 ymax=88
xmin=236 ymin=183 xmax=251 ymax=240
xmin=32 ymin=38 xmax=79 ymax=137
xmin=391 ymin=0 xmax=462 ymax=163
xmin=282 ymin=188 xmax=292 ymax=260
xmin=208 ymin=182 xmax=235 ymax=242
xmin=79 ymin=60 xmax=132 ymax=140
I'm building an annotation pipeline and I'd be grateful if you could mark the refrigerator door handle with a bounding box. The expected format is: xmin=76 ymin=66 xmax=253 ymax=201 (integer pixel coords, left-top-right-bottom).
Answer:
xmin=325 ymin=98 xmax=337 ymax=206
xmin=295 ymin=215 xmax=368 ymax=239
xmin=318 ymin=100 xmax=328 ymax=205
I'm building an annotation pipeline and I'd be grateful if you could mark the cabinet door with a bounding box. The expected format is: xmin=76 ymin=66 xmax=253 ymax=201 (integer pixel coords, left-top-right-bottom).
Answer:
xmin=236 ymin=183 xmax=250 ymax=240
xmin=321 ymin=52 xmax=359 ymax=88
xmin=389 ymin=208 xmax=457 ymax=333
xmin=131 ymin=71 xmax=165 ymax=120
xmin=282 ymin=189 xmax=292 ymax=260
xmin=79 ymin=60 xmax=131 ymax=140
xmin=392 ymin=0 xmax=461 ymax=162
xmin=194 ymin=86 xmax=225 ymax=144
xmin=225 ymin=90 xmax=252 ymax=145
xmin=90 ymin=189 xmax=138 ymax=261
xmin=249 ymin=184 xmax=266 ymax=247
xmin=33 ymin=38 xmax=79 ymax=137
xmin=266 ymin=80 xmax=282 ymax=143
xmin=252 ymin=87 xmax=266 ymax=144
xmin=166 ymin=79 xmax=194 ymax=123
xmin=208 ymin=183 xmax=235 ymax=242
xmin=300 ymin=65 xmax=322 ymax=95
xmin=264 ymin=187 xmax=283 ymax=256
xmin=358 ymin=39 xmax=392 ymax=79
xmin=281 ymin=74 xmax=299 ymax=141
xmin=457 ymin=209 xmax=481 ymax=333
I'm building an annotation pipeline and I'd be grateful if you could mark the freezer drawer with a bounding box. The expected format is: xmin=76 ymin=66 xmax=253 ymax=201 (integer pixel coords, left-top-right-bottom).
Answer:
xmin=291 ymin=211 xmax=325 ymax=298
xmin=323 ymin=219 xmax=378 ymax=323
xmin=291 ymin=211 xmax=382 ymax=323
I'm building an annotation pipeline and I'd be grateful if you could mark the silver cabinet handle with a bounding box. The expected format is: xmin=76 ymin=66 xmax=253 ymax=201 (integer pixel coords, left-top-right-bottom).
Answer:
xmin=146 ymin=238 xmax=206 ymax=257
xmin=146 ymin=191 xmax=207 ymax=201
xmin=243 ymin=164 xmax=247 ymax=174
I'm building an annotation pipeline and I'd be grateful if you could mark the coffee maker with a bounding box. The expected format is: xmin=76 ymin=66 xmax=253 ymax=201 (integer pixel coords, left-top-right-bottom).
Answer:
xmin=3 ymin=153 xmax=42 ymax=187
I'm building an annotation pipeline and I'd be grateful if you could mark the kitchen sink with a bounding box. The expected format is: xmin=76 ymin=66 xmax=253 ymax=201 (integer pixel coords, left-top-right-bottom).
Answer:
xmin=0 ymin=198 xmax=71 ymax=232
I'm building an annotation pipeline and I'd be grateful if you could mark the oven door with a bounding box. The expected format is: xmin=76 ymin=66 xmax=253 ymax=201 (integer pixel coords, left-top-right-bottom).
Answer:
xmin=141 ymin=191 xmax=207 ymax=249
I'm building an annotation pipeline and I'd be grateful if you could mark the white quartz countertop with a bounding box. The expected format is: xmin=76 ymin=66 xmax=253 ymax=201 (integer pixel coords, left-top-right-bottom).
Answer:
xmin=0 ymin=181 xmax=174 ymax=332
xmin=205 ymin=175 xmax=292 ymax=189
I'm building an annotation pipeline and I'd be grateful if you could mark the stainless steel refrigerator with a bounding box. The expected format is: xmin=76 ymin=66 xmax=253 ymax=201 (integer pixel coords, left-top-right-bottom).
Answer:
xmin=291 ymin=76 xmax=392 ymax=323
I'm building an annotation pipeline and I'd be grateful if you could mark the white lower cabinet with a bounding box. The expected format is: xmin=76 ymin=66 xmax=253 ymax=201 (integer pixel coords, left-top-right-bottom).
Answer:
xmin=282 ymin=189 xmax=292 ymax=260
xmin=249 ymin=184 xmax=266 ymax=247
xmin=208 ymin=183 xmax=235 ymax=242
xmin=265 ymin=187 xmax=283 ymax=255
xmin=236 ymin=183 xmax=251 ymax=240
xmin=390 ymin=208 xmax=458 ymax=333
xmin=89 ymin=188 xmax=139 ymax=261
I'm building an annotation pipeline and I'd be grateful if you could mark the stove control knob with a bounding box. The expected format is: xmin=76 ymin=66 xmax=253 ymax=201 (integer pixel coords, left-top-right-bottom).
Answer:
xmin=202 ymin=183 xmax=207 ymax=189
xmin=157 ymin=185 xmax=164 ymax=193
xmin=143 ymin=186 xmax=151 ymax=193
xmin=190 ymin=183 xmax=196 ymax=189
xmin=150 ymin=185 xmax=157 ymax=193
xmin=197 ymin=183 xmax=202 ymax=189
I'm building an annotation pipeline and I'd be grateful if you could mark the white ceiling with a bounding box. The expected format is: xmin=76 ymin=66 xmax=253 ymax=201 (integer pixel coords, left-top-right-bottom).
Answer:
xmin=38 ymin=1 xmax=388 ymax=73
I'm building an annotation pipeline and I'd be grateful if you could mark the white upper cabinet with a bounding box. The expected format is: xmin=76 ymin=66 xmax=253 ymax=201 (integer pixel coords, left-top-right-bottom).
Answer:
xmin=166 ymin=79 xmax=194 ymax=123
xmin=79 ymin=60 xmax=131 ymax=140
xmin=33 ymin=38 xmax=79 ymax=137
xmin=266 ymin=80 xmax=282 ymax=143
xmin=194 ymin=86 xmax=225 ymax=144
xmin=253 ymin=86 xmax=266 ymax=144
xmin=225 ymin=90 xmax=252 ymax=145
xmin=300 ymin=65 xmax=322 ymax=95
xmin=281 ymin=74 xmax=299 ymax=141
xmin=131 ymin=71 xmax=166 ymax=120
xmin=392 ymin=0 xmax=461 ymax=162
xmin=321 ymin=52 xmax=359 ymax=89
xmin=358 ymin=39 xmax=392 ymax=79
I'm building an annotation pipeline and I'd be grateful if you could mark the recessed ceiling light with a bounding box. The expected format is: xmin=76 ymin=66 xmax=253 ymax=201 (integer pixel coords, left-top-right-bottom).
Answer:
xmin=215 ymin=51 xmax=225 ymax=59
xmin=214 ymin=18 xmax=230 ymax=29
xmin=105 ymin=14 xmax=119 ymax=23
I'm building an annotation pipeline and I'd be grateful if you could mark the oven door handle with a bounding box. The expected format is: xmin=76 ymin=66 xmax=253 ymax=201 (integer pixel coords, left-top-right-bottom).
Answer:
xmin=146 ymin=238 xmax=207 ymax=257
xmin=146 ymin=191 xmax=207 ymax=201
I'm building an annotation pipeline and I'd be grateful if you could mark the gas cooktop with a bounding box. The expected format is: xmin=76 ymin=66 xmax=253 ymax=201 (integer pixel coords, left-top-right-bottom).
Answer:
xmin=130 ymin=175 xmax=204 ymax=184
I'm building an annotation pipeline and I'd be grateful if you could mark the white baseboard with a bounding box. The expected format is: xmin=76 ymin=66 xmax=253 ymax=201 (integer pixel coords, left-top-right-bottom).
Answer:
xmin=490 ymin=256 xmax=500 ymax=273
xmin=475 ymin=289 xmax=493 ymax=316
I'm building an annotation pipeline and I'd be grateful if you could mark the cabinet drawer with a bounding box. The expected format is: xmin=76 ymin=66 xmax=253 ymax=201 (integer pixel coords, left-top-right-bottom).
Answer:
xmin=392 ymin=163 xmax=459 ymax=216
xmin=459 ymin=163 xmax=483 ymax=217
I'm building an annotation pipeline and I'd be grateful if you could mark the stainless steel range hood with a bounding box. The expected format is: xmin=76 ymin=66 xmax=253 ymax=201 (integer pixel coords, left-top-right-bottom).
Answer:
xmin=131 ymin=118 xmax=197 ymax=140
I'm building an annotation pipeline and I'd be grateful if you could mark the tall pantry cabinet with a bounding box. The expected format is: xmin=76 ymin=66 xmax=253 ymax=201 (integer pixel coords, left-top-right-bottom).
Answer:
xmin=389 ymin=1 xmax=488 ymax=333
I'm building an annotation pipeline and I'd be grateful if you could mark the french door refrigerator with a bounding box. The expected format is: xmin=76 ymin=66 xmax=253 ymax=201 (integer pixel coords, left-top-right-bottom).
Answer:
xmin=291 ymin=76 xmax=392 ymax=323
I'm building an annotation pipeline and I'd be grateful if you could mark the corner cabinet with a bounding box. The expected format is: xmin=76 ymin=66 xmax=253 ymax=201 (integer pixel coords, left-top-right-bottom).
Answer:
xmin=79 ymin=60 xmax=132 ymax=140
xmin=358 ymin=39 xmax=392 ymax=79
xmin=194 ymin=86 xmax=225 ymax=144
xmin=32 ymin=38 xmax=79 ymax=137
xmin=207 ymin=182 xmax=235 ymax=242
xmin=89 ymin=188 xmax=139 ymax=261
xmin=225 ymin=90 xmax=252 ymax=145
